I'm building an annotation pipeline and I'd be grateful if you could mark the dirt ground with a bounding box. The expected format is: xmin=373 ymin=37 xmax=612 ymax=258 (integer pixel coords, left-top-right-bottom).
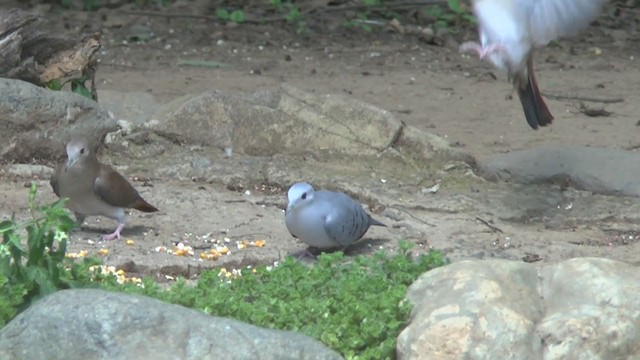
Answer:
xmin=3 ymin=3 xmax=640 ymax=279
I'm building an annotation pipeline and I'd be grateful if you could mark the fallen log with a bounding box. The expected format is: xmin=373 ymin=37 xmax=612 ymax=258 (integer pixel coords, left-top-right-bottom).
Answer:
xmin=0 ymin=8 xmax=101 ymax=100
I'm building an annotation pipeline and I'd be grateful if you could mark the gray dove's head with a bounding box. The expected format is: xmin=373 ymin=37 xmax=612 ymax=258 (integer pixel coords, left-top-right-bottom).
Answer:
xmin=65 ymin=138 xmax=91 ymax=170
xmin=286 ymin=182 xmax=315 ymax=214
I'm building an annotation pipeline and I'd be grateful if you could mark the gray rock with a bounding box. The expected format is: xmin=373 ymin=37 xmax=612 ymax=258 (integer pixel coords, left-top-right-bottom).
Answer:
xmin=0 ymin=289 xmax=343 ymax=360
xmin=98 ymin=90 xmax=159 ymax=124
xmin=397 ymin=258 xmax=640 ymax=359
xmin=5 ymin=164 xmax=53 ymax=178
xmin=152 ymin=84 xmax=471 ymax=164
xmin=140 ymin=85 xmax=476 ymax=221
xmin=481 ymin=145 xmax=640 ymax=196
xmin=117 ymin=119 xmax=136 ymax=136
xmin=397 ymin=260 xmax=543 ymax=359
xmin=0 ymin=78 xmax=117 ymax=163
xmin=538 ymin=258 xmax=640 ymax=360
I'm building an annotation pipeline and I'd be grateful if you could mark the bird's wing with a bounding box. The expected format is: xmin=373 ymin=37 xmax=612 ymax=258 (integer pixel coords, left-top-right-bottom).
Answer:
xmin=49 ymin=163 xmax=64 ymax=197
xmin=521 ymin=0 xmax=605 ymax=46
xmin=94 ymin=164 xmax=142 ymax=208
xmin=321 ymin=193 xmax=368 ymax=247
xmin=284 ymin=212 xmax=299 ymax=239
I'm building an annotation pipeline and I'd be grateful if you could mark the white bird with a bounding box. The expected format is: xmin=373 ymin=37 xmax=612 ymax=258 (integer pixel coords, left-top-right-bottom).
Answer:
xmin=285 ymin=182 xmax=386 ymax=251
xmin=460 ymin=0 xmax=607 ymax=129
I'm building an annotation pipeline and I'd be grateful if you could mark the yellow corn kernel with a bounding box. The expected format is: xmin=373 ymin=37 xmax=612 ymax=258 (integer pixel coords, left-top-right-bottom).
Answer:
xmin=174 ymin=249 xmax=188 ymax=256
xmin=126 ymin=239 xmax=135 ymax=245
xmin=98 ymin=248 xmax=109 ymax=255
xmin=254 ymin=240 xmax=266 ymax=247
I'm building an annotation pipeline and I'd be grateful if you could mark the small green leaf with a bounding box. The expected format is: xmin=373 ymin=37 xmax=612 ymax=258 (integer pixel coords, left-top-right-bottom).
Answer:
xmin=424 ymin=5 xmax=443 ymax=18
xmin=57 ymin=215 xmax=77 ymax=233
xmin=46 ymin=79 xmax=64 ymax=91
xmin=285 ymin=7 xmax=301 ymax=22
xmin=6 ymin=232 xmax=25 ymax=255
xmin=71 ymin=80 xmax=94 ymax=100
xmin=28 ymin=183 xmax=37 ymax=207
xmin=296 ymin=20 xmax=308 ymax=34
xmin=434 ymin=19 xmax=448 ymax=29
xmin=0 ymin=220 xmax=14 ymax=233
xmin=463 ymin=13 xmax=477 ymax=24
xmin=229 ymin=10 xmax=245 ymax=23
xmin=216 ymin=8 xmax=230 ymax=20
xmin=441 ymin=13 xmax=455 ymax=22
xmin=447 ymin=0 xmax=463 ymax=13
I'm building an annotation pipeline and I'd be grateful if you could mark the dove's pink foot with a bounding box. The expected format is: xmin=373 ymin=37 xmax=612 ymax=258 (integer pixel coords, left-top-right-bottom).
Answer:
xmin=102 ymin=223 xmax=125 ymax=241
xmin=460 ymin=42 xmax=507 ymax=60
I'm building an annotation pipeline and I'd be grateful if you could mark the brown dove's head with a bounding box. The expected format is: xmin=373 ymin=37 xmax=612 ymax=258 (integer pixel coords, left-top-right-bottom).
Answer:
xmin=65 ymin=138 xmax=92 ymax=171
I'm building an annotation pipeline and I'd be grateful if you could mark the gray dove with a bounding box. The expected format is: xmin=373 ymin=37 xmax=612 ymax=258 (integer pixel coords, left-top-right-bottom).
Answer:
xmin=460 ymin=0 xmax=606 ymax=129
xmin=50 ymin=138 xmax=158 ymax=241
xmin=285 ymin=182 xmax=386 ymax=250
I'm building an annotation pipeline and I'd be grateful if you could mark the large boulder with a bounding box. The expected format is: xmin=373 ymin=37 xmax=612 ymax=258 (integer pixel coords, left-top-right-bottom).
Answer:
xmin=0 ymin=289 xmax=343 ymax=360
xmin=152 ymin=84 xmax=473 ymax=166
xmin=0 ymin=78 xmax=117 ymax=163
xmin=397 ymin=260 xmax=543 ymax=359
xmin=481 ymin=146 xmax=640 ymax=196
xmin=397 ymin=258 xmax=640 ymax=359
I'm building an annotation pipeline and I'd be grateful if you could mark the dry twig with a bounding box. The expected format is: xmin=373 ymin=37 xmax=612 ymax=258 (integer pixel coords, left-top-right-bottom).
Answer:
xmin=541 ymin=92 xmax=624 ymax=104
xmin=475 ymin=216 xmax=503 ymax=233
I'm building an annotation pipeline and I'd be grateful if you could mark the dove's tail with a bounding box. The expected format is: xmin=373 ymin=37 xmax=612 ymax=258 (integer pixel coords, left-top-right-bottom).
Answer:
xmin=516 ymin=57 xmax=554 ymax=130
xmin=369 ymin=216 xmax=387 ymax=227
xmin=132 ymin=197 xmax=159 ymax=213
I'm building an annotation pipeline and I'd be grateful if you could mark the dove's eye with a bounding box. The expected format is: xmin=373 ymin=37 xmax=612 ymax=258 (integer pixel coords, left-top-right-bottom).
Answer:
xmin=80 ymin=148 xmax=85 ymax=154
xmin=301 ymin=192 xmax=307 ymax=200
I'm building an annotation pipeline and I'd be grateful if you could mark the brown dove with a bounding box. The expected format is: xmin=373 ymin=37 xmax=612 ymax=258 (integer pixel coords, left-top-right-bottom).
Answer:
xmin=50 ymin=138 xmax=158 ymax=240
xmin=460 ymin=0 xmax=606 ymax=129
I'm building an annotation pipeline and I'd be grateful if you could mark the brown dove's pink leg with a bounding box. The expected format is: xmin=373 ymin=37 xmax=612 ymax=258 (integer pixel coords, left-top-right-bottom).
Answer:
xmin=102 ymin=223 xmax=125 ymax=241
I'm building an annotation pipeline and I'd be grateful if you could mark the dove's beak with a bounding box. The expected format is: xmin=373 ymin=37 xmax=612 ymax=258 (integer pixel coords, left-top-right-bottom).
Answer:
xmin=286 ymin=200 xmax=300 ymax=215
xmin=65 ymin=155 xmax=78 ymax=171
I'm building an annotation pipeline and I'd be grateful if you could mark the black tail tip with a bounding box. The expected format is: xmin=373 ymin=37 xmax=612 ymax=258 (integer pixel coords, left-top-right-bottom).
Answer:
xmin=370 ymin=217 xmax=387 ymax=227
